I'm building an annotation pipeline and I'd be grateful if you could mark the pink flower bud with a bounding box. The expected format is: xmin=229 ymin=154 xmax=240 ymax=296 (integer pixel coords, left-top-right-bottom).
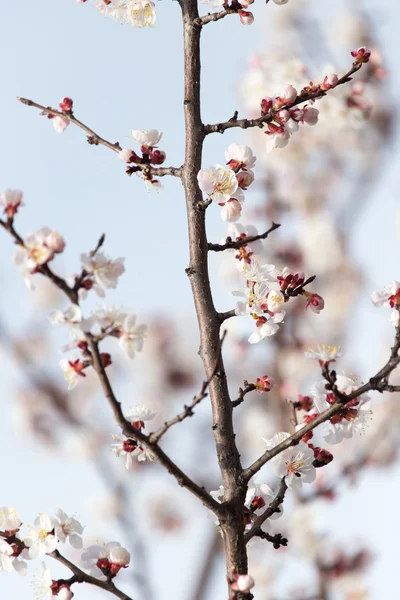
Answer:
xmin=59 ymin=97 xmax=73 ymax=111
xmin=118 ymin=148 xmax=141 ymax=164
xmin=239 ymin=10 xmax=254 ymax=25
xmin=53 ymin=116 xmax=70 ymax=134
xmin=231 ymin=574 xmax=255 ymax=594
xmin=109 ymin=546 xmax=131 ymax=567
xmin=276 ymin=109 xmax=290 ymax=123
xmin=58 ymin=586 xmax=74 ymax=600
xmin=351 ymin=46 xmax=371 ymax=64
xmin=236 ymin=170 xmax=254 ymax=190
xmin=239 ymin=0 xmax=254 ymax=6
xmin=220 ymin=198 xmax=242 ymax=222
xmin=46 ymin=231 xmax=66 ymax=254
xmin=302 ymin=106 xmax=319 ymax=126
xmin=295 ymin=395 xmax=313 ymax=412
xmin=305 ymin=293 xmax=324 ymax=313
xmin=312 ymin=446 xmax=334 ymax=467
xmin=150 ymin=149 xmax=166 ymax=165
xmin=289 ymin=107 xmax=304 ymax=122
xmin=260 ymin=97 xmax=273 ymax=114
xmin=275 ymin=84 xmax=297 ymax=108
xmin=321 ymin=73 xmax=339 ymax=91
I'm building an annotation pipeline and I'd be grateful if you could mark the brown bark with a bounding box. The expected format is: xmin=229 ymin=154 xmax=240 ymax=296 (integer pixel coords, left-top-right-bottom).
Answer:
xmin=179 ymin=0 xmax=248 ymax=578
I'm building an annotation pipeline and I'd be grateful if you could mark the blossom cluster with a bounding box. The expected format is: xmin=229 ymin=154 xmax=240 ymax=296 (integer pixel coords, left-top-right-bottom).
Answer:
xmin=119 ymin=129 xmax=165 ymax=191
xmin=371 ymin=280 xmax=400 ymax=327
xmin=197 ymin=143 xmax=256 ymax=222
xmin=228 ymin=224 xmax=324 ymax=343
xmin=0 ymin=506 xmax=131 ymax=598
xmin=79 ymin=0 xmax=156 ymax=28
xmin=203 ymin=0 xmax=290 ymax=27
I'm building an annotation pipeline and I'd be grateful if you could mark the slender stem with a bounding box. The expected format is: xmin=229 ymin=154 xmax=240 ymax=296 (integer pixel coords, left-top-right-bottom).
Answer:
xmin=204 ymin=64 xmax=362 ymax=135
xmin=208 ymin=222 xmax=280 ymax=252
xmin=17 ymin=97 xmax=181 ymax=178
xmin=50 ymin=550 xmax=134 ymax=600
xmin=179 ymin=0 xmax=247 ymax=578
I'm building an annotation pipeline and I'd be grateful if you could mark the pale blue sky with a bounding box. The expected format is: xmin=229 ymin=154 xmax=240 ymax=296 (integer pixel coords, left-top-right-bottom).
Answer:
xmin=0 ymin=1 xmax=400 ymax=599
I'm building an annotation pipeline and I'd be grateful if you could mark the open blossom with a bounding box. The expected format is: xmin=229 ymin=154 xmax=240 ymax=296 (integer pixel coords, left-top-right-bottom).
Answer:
xmin=263 ymin=432 xmax=316 ymax=489
xmin=302 ymin=106 xmax=319 ymax=125
xmin=254 ymin=375 xmax=275 ymax=393
xmin=131 ymin=129 xmax=162 ymax=150
xmin=197 ymin=165 xmax=238 ymax=203
xmin=227 ymin=223 xmax=264 ymax=260
xmin=225 ymin=143 xmax=256 ymax=170
xmin=13 ymin=227 xmax=65 ymax=287
xmin=0 ymin=507 xmax=22 ymax=532
xmin=0 ymin=539 xmax=27 ymax=575
xmin=371 ymin=281 xmax=400 ymax=308
xmin=265 ymin=124 xmax=290 ymax=152
xmin=310 ymin=375 xmax=372 ymax=445
xmin=50 ymin=305 xmax=83 ymax=327
xmin=32 ymin=562 xmax=54 ymax=599
xmin=126 ymin=404 xmax=156 ymax=429
xmin=118 ymin=314 xmax=147 ymax=359
xmin=0 ymin=189 xmax=24 ymax=219
xmin=81 ymin=541 xmax=130 ymax=579
xmin=24 ymin=514 xmax=58 ymax=559
xmin=236 ymin=170 xmax=255 ymax=190
xmin=351 ymin=46 xmax=371 ymax=64
xmin=305 ymin=344 xmax=342 ymax=365
xmin=60 ymin=356 xmax=86 ymax=390
xmin=111 ymin=434 xmax=138 ymax=470
xmin=54 ymin=509 xmax=84 ymax=549
xmin=91 ymin=304 xmax=127 ymax=330
xmin=80 ymin=252 xmax=125 ymax=290
xmin=126 ymin=0 xmax=156 ymax=27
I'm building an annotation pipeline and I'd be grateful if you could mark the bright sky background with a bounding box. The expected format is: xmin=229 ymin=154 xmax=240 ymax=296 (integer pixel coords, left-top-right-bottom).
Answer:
xmin=0 ymin=0 xmax=399 ymax=599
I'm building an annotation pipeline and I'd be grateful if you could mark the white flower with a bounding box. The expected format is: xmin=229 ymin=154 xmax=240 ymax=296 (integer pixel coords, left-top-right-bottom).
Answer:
xmin=126 ymin=404 xmax=156 ymax=426
xmin=210 ymin=485 xmax=225 ymax=503
xmin=58 ymin=588 xmax=74 ymax=600
xmin=60 ymin=356 xmax=86 ymax=390
xmin=245 ymin=478 xmax=283 ymax=525
xmin=302 ymin=106 xmax=319 ymax=126
xmin=109 ymin=546 xmax=131 ymax=566
xmin=111 ymin=434 xmax=138 ymax=470
xmin=225 ymin=143 xmax=256 ymax=169
xmin=266 ymin=289 xmax=285 ymax=313
xmin=263 ymin=432 xmax=316 ymax=489
xmin=220 ymin=198 xmax=242 ymax=222
xmin=80 ymin=252 xmax=125 ymax=290
xmin=0 ymin=189 xmax=24 ymax=218
xmin=202 ymin=0 xmax=225 ymax=7
xmin=91 ymin=305 xmax=127 ymax=330
xmin=32 ymin=562 xmax=53 ymax=599
xmin=231 ymin=574 xmax=255 ymax=594
xmin=371 ymin=281 xmax=400 ymax=309
xmin=197 ymin=165 xmax=238 ymax=203
xmin=54 ymin=509 xmax=84 ymax=549
xmin=0 ymin=507 xmax=22 ymax=532
xmin=53 ymin=116 xmax=70 ymax=134
xmin=304 ymin=344 xmax=342 ymax=363
xmin=226 ymin=223 xmax=264 ymax=257
xmin=236 ymin=258 xmax=277 ymax=284
xmin=0 ymin=539 xmax=27 ymax=575
xmin=118 ymin=314 xmax=147 ymax=359
xmin=81 ymin=541 xmax=130 ymax=579
xmin=49 ymin=305 xmax=83 ymax=327
xmin=248 ymin=315 xmax=283 ymax=343
xmin=24 ymin=514 xmax=58 ymax=559
xmin=266 ymin=128 xmax=290 ymax=152
xmin=126 ymin=0 xmax=156 ymax=27
xmin=131 ymin=129 xmax=162 ymax=149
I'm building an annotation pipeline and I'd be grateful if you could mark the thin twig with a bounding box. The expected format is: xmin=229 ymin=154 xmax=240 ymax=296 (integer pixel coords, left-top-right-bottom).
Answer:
xmin=231 ymin=384 xmax=256 ymax=408
xmin=244 ymin=478 xmax=288 ymax=543
xmin=50 ymin=549 xmax=134 ymax=600
xmin=195 ymin=8 xmax=238 ymax=26
xmin=241 ymin=320 xmax=400 ymax=483
xmin=149 ymin=331 xmax=227 ymax=443
xmin=208 ymin=222 xmax=281 ymax=252
xmin=204 ymin=64 xmax=362 ymax=135
xmin=17 ymin=97 xmax=182 ymax=178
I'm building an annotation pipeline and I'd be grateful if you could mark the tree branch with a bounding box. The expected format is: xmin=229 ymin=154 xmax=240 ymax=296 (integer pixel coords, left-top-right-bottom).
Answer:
xmin=195 ymin=8 xmax=238 ymax=26
xmin=50 ymin=549 xmax=134 ymax=600
xmin=204 ymin=64 xmax=362 ymax=135
xmin=17 ymin=97 xmax=182 ymax=178
xmin=208 ymin=222 xmax=281 ymax=252
xmin=241 ymin=321 xmax=400 ymax=483
xmin=231 ymin=384 xmax=256 ymax=408
xmin=244 ymin=478 xmax=287 ymax=543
